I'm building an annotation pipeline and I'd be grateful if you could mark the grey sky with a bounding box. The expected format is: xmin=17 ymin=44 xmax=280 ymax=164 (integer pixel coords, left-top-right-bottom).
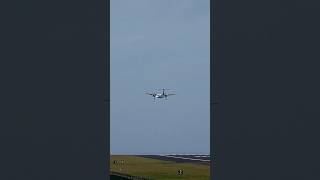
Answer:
xmin=111 ymin=0 xmax=210 ymax=155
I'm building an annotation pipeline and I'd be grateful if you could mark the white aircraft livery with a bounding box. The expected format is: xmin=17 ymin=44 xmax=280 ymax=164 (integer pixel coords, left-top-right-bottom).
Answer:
xmin=145 ymin=89 xmax=176 ymax=100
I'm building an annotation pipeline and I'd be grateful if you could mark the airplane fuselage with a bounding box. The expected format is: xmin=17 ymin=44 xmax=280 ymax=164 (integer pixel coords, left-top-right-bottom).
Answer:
xmin=145 ymin=89 xmax=174 ymax=100
xmin=155 ymin=94 xmax=165 ymax=98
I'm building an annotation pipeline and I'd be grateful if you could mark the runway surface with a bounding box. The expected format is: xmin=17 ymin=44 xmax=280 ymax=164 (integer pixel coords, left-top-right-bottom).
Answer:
xmin=137 ymin=154 xmax=210 ymax=165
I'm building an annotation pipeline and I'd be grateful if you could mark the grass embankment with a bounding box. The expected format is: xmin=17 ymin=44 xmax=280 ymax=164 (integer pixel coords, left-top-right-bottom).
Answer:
xmin=110 ymin=155 xmax=210 ymax=180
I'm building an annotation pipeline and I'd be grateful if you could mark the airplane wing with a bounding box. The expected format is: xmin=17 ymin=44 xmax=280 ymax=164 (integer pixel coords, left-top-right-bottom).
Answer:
xmin=145 ymin=93 xmax=155 ymax=96
xmin=166 ymin=93 xmax=176 ymax=96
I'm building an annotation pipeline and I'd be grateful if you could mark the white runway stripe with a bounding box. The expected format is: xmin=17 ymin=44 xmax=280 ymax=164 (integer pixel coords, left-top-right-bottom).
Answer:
xmin=161 ymin=154 xmax=210 ymax=156
xmin=195 ymin=156 xmax=209 ymax=158
xmin=159 ymin=155 xmax=210 ymax=162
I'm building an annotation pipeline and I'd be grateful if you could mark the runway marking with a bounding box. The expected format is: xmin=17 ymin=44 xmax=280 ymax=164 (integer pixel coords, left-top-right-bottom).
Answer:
xmin=162 ymin=154 xmax=210 ymax=156
xmin=195 ymin=156 xmax=209 ymax=158
xmin=159 ymin=155 xmax=210 ymax=162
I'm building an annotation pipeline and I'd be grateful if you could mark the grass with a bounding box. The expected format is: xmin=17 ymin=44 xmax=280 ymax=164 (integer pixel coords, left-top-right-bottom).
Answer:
xmin=110 ymin=155 xmax=210 ymax=180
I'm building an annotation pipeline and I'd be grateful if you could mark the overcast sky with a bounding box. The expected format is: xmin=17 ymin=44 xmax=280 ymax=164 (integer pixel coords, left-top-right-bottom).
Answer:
xmin=111 ymin=0 xmax=210 ymax=155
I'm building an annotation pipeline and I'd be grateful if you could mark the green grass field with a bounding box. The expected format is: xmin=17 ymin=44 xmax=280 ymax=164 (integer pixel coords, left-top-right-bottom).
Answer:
xmin=110 ymin=155 xmax=210 ymax=180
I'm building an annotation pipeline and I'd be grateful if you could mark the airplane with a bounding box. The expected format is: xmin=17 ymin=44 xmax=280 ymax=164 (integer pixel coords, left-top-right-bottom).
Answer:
xmin=145 ymin=89 xmax=176 ymax=100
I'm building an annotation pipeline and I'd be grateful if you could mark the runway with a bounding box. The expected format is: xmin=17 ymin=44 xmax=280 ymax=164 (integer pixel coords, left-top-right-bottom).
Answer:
xmin=137 ymin=154 xmax=210 ymax=165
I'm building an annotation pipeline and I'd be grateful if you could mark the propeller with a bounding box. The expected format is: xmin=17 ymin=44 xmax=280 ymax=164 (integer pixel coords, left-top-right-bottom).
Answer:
xmin=157 ymin=88 xmax=170 ymax=95
xmin=145 ymin=92 xmax=156 ymax=101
